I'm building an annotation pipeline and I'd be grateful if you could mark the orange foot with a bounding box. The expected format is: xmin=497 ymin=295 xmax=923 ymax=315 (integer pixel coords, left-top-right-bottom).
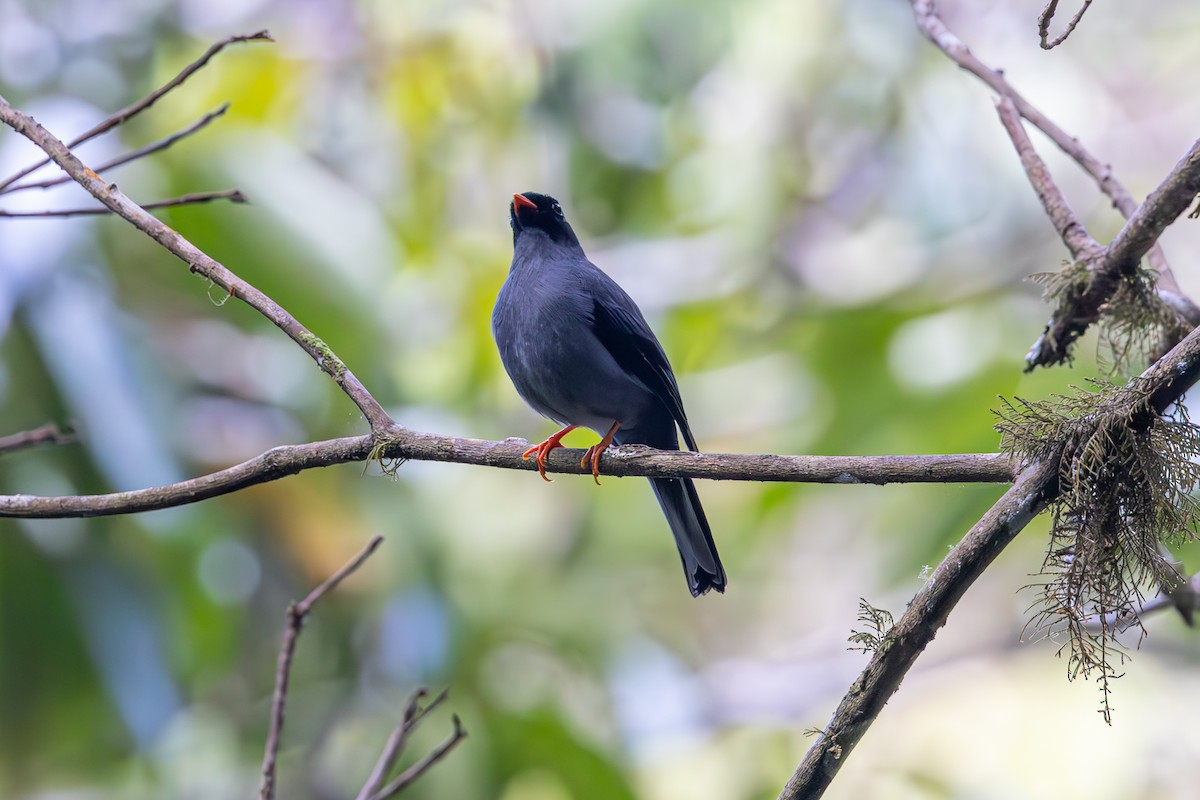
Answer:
xmin=522 ymin=425 xmax=577 ymax=481
xmin=580 ymin=421 xmax=621 ymax=485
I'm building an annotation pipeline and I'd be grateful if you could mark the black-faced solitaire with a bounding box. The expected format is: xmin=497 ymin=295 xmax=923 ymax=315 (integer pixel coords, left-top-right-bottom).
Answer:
xmin=492 ymin=192 xmax=726 ymax=596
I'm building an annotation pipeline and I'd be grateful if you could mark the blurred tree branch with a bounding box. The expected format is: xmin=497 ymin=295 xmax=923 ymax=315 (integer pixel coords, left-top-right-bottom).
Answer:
xmin=258 ymin=535 xmax=465 ymax=799
xmin=261 ymin=535 xmax=383 ymax=799
xmin=356 ymin=688 xmax=467 ymax=800
xmin=0 ymin=189 xmax=246 ymax=217
xmin=1038 ymin=0 xmax=1095 ymax=50
xmin=0 ymin=103 xmax=231 ymax=195
xmin=0 ymin=422 xmax=75 ymax=456
xmin=0 ymin=31 xmax=271 ymax=192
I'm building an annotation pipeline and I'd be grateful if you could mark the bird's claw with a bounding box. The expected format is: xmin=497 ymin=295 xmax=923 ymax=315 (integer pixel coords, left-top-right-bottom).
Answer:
xmin=580 ymin=420 xmax=621 ymax=486
xmin=522 ymin=441 xmax=559 ymax=482
xmin=580 ymin=446 xmax=604 ymax=485
xmin=521 ymin=425 xmax=577 ymax=482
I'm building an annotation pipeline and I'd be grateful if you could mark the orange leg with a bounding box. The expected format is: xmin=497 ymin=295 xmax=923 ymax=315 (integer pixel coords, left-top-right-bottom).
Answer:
xmin=580 ymin=421 xmax=621 ymax=485
xmin=522 ymin=425 xmax=577 ymax=482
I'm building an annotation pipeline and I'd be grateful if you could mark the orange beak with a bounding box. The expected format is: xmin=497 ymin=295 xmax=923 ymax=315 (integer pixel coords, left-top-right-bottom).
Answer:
xmin=512 ymin=193 xmax=538 ymax=212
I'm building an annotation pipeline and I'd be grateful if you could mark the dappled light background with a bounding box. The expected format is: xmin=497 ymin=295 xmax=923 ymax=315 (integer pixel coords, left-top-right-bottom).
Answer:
xmin=3 ymin=0 xmax=1200 ymax=798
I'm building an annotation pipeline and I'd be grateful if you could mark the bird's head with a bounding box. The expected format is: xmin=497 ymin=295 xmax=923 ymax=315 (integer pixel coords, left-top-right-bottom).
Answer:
xmin=510 ymin=192 xmax=580 ymax=248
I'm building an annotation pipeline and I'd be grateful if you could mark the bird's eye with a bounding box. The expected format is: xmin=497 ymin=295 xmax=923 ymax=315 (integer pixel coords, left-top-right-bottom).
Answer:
xmin=552 ymin=203 xmax=563 ymax=218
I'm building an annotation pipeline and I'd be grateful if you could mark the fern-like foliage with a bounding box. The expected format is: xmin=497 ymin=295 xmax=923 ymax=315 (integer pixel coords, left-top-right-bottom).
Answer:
xmin=1031 ymin=262 xmax=1189 ymax=375
xmin=995 ymin=380 xmax=1200 ymax=721
xmin=848 ymin=598 xmax=895 ymax=655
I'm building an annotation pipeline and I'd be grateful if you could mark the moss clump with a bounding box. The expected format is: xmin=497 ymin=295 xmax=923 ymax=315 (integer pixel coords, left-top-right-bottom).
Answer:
xmin=298 ymin=330 xmax=347 ymax=380
xmin=996 ymin=380 xmax=1200 ymax=721
xmin=1033 ymin=263 xmax=1189 ymax=374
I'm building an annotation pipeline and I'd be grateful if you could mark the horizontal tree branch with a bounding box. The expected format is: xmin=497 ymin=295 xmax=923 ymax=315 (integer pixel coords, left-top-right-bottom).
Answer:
xmin=0 ymin=189 xmax=246 ymax=218
xmin=0 ymin=423 xmax=76 ymax=456
xmin=0 ymin=428 xmax=1016 ymax=519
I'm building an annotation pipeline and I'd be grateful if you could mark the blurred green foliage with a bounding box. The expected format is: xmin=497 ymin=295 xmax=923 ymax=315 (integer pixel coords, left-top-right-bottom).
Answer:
xmin=3 ymin=1 xmax=1200 ymax=798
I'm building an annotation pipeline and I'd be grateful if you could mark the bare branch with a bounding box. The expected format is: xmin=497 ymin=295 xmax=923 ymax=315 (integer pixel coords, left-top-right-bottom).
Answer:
xmin=0 ymin=103 xmax=231 ymax=195
xmin=0 ymin=94 xmax=393 ymax=431
xmin=1038 ymin=0 xmax=1095 ymax=50
xmin=356 ymin=690 xmax=431 ymax=800
xmin=0 ymin=31 xmax=271 ymax=192
xmin=778 ymin=306 xmax=1200 ymax=799
xmin=994 ymin=97 xmax=1102 ymax=261
xmin=0 ymin=423 xmax=75 ymax=456
xmin=260 ymin=535 xmax=384 ymax=800
xmin=0 ymin=189 xmax=246 ymax=218
xmin=0 ymin=430 xmax=1015 ymax=519
xmin=297 ymin=535 xmax=385 ymax=615
xmin=356 ymin=689 xmax=451 ymax=800
xmin=367 ymin=714 xmax=467 ymax=800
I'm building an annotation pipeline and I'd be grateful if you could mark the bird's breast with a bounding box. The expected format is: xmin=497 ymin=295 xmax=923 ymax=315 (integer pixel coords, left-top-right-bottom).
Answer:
xmin=493 ymin=273 xmax=653 ymax=433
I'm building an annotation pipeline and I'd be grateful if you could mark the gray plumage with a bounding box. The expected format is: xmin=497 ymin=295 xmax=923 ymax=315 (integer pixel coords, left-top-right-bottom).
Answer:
xmin=492 ymin=192 xmax=726 ymax=596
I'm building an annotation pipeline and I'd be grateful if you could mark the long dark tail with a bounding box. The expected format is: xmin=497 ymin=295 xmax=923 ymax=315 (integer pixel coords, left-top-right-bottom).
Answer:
xmin=647 ymin=476 xmax=726 ymax=596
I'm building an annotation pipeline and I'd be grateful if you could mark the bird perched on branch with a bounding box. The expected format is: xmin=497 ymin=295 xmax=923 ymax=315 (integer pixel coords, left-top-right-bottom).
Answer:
xmin=492 ymin=191 xmax=726 ymax=596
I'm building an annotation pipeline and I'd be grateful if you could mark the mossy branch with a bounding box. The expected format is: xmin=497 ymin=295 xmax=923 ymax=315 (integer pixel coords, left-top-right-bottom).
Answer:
xmin=996 ymin=380 xmax=1200 ymax=721
xmin=1031 ymin=264 xmax=1190 ymax=374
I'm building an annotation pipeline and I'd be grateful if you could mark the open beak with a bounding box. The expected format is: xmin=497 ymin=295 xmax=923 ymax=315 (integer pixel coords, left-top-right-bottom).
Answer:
xmin=512 ymin=193 xmax=538 ymax=212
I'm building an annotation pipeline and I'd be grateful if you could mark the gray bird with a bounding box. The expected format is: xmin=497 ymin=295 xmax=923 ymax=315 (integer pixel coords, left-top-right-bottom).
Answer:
xmin=492 ymin=192 xmax=726 ymax=596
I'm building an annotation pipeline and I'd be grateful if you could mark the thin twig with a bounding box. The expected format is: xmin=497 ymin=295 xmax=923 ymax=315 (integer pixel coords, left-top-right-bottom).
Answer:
xmin=356 ymin=690 xmax=430 ymax=800
xmin=1038 ymin=0 xmax=1095 ymax=50
xmin=260 ymin=535 xmax=385 ymax=800
xmin=0 ymin=189 xmax=246 ymax=218
xmin=0 ymin=432 xmax=1016 ymax=519
xmin=0 ymin=103 xmax=231 ymax=194
xmin=0 ymin=31 xmax=271 ymax=192
xmin=994 ymin=97 xmax=1102 ymax=261
xmin=356 ymin=688 xmax=451 ymax=800
xmin=0 ymin=423 xmax=75 ymax=456
xmin=367 ymin=714 xmax=467 ymax=800
xmin=778 ymin=306 xmax=1200 ymax=799
xmin=0 ymin=93 xmax=393 ymax=431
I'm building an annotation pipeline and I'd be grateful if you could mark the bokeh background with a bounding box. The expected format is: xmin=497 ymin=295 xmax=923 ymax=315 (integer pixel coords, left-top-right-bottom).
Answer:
xmin=3 ymin=1 xmax=1200 ymax=798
